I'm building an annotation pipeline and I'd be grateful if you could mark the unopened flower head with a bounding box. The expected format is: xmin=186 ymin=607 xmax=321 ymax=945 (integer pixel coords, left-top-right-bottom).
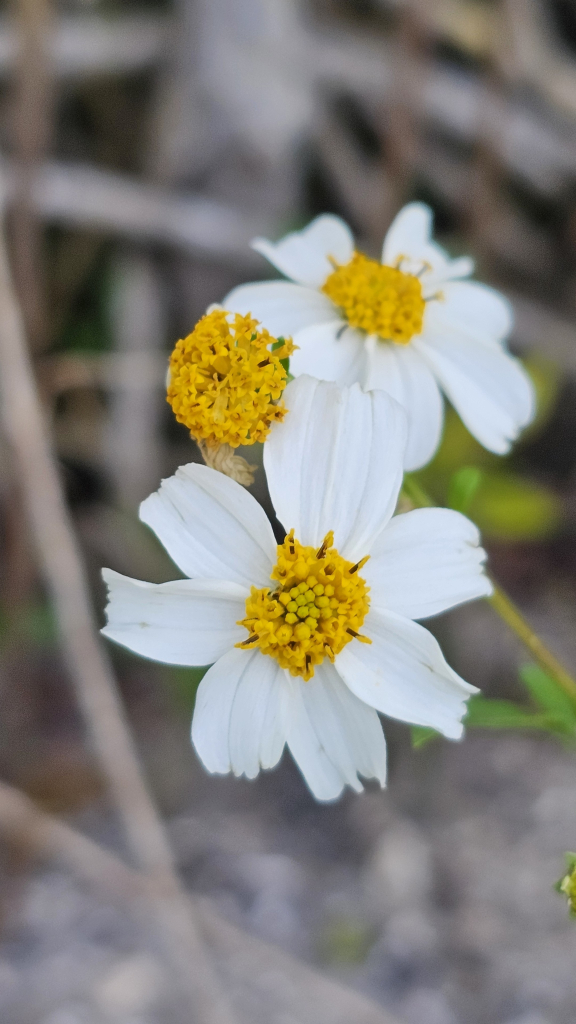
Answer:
xmin=223 ymin=203 xmax=535 ymax=471
xmin=556 ymin=853 xmax=576 ymax=917
xmin=102 ymin=376 xmax=492 ymax=802
xmin=167 ymin=308 xmax=294 ymax=448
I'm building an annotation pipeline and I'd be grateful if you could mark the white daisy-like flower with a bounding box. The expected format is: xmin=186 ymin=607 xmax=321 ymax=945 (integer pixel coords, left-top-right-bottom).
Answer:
xmin=101 ymin=376 xmax=492 ymax=802
xmin=223 ymin=203 xmax=535 ymax=470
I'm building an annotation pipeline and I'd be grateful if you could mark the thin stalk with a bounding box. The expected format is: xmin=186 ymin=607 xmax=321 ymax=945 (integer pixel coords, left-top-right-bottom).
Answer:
xmin=402 ymin=476 xmax=576 ymax=705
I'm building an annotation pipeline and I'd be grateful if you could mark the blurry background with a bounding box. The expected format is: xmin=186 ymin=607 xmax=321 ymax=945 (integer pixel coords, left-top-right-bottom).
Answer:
xmin=2 ymin=0 xmax=576 ymax=1022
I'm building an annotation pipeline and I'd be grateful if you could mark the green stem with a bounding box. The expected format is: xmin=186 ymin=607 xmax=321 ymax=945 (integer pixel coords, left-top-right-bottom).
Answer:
xmin=402 ymin=476 xmax=576 ymax=706
xmin=402 ymin=475 xmax=435 ymax=510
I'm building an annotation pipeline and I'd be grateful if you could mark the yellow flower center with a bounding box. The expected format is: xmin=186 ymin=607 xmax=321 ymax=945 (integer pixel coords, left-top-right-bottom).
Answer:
xmin=167 ymin=309 xmax=294 ymax=448
xmin=322 ymin=251 xmax=425 ymax=344
xmin=236 ymin=530 xmax=371 ymax=681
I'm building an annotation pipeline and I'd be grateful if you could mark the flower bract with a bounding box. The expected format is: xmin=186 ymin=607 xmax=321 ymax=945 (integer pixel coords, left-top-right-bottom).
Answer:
xmin=222 ymin=204 xmax=535 ymax=470
xmin=102 ymin=376 xmax=492 ymax=801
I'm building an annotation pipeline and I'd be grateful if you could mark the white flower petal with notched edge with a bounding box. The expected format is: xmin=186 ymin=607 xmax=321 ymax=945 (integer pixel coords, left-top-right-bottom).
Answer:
xmin=102 ymin=377 xmax=490 ymax=802
xmin=363 ymin=337 xmax=443 ymax=471
xmin=414 ymin=329 xmax=534 ymax=454
xmin=101 ymin=570 xmax=247 ymax=665
xmin=289 ymin=322 xmax=366 ymax=386
xmin=264 ymin=376 xmax=407 ymax=560
xmin=424 ymin=281 xmax=513 ymax=345
xmin=192 ymin=648 xmax=289 ymax=778
xmin=382 ymin=203 xmax=474 ymax=286
xmin=252 ymin=214 xmax=354 ymax=288
xmin=336 ymin=608 xmax=478 ymax=740
xmin=223 ymin=281 xmax=337 ymax=338
xmin=140 ymin=462 xmax=277 ymax=588
xmin=285 ymin=661 xmax=387 ymax=801
xmin=364 ymin=508 xmax=493 ymax=621
xmin=223 ymin=203 xmax=535 ymax=470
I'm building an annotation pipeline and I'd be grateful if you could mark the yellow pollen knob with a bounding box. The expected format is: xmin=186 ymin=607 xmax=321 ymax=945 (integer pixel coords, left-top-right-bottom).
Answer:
xmin=167 ymin=309 xmax=295 ymax=447
xmin=322 ymin=251 xmax=425 ymax=344
xmin=236 ymin=529 xmax=371 ymax=681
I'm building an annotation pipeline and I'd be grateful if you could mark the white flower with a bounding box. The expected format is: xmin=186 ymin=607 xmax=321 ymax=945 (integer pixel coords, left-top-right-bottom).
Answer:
xmin=101 ymin=376 xmax=491 ymax=802
xmin=223 ymin=203 xmax=535 ymax=470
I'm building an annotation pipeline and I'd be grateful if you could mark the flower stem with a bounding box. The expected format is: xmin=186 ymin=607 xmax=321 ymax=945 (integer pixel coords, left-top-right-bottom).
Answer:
xmin=402 ymin=476 xmax=576 ymax=706
xmin=488 ymin=585 xmax=576 ymax=703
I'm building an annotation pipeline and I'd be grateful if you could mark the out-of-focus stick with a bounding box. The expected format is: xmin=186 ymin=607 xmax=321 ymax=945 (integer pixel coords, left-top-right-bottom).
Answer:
xmin=0 ymin=209 xmax=237 ymax=1024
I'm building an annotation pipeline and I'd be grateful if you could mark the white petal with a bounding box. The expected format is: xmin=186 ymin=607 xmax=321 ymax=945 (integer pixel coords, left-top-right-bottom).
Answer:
xmin=191 ymin=648 xmax=288 ymax=777
xmin=425 ymin=256 xmax=474 ymax=287
xmin=222 ymin=281 xmax=337 ymax=338
xmin=101 ymin=569 xmax=247 ymax=665
xmin=364 ymin=508 xmax=493 ymax=620
xmin=264 ymin=376 xmax=407 ymax=560
xmin=252 ymin=215 xmax=354 ymax=287
xmin=363 ymin=338 xmax=444 ymax=471
xmin=289 ymin=321 xmax=367 ymax=385
xmin=336 ymin=608 xmax=477 ymax=739
xmin=426 ymin=281 xmax=513 ymax=344
xmin=382 ymin=203 xmax=433 ymax=264
xmin=382 ymin=203 xmax=474 ymax=286
xmin=415 ymin=329 xmax=535 ymax=454
xmin=285 ymin=661 xmax=387 ymax=802
xmin=140 ymin=463 xmax=276 ymax=589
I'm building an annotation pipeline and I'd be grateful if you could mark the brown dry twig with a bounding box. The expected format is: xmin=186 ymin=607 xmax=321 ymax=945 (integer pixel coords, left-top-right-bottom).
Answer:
xmin=11 ymin=0 xmax=55 ymax=351
xmin=0 ymin=205 xmax=237 ymax=1023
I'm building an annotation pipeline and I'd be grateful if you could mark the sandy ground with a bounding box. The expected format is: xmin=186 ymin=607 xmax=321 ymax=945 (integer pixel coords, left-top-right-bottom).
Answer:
xmin=1 ymin=708 xmax=575 ymax=1024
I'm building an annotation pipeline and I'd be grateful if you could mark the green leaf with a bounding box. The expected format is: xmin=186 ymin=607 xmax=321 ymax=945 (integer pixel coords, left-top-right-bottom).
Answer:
xmin=519 ymin=664 xmax=576 ymax=726
xmin=447 ymin=466 xmax=483 ymax=514
xmin=411 ymin=725 xmax=439 ymax=748
xmin=464 ymin=694 xmax=566 ymax=732
xmin=467 ymin=472 xmax=563 ymax=541
xmin=412 ymin=692 xmax=573 ymax=748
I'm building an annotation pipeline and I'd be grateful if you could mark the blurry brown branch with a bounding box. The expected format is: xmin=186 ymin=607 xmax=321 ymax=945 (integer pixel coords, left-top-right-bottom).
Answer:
xmin=0 ymin=779 xmax=403 ymax=1024
xmin=38 ymin=351 xmax=166 ymax=398
xmin=0 ymin=7 xmax=575 ymax=203
xmin=0 ymin=159 xmax=268 ymax=263
xmin=106 ymin=251 xmax=167 ymax=508
xmin=0 ymin=107 xmax=570 ymax=273
xmin=10 ymin=0 xmax=55 ymax=350
xmin=0 ymin=210 xmax=237 ymax=1023
xmin=0 ymin=13 xmax=170 ymax=78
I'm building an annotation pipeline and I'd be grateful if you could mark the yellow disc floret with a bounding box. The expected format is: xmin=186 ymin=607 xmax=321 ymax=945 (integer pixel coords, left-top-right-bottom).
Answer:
xmin=322 ymin=251 xmax=425 ymax=344
xmin=236 ymin=530 xmax=371 ymax=681
xmin=167 ymin=309 xmax=294 ymax=447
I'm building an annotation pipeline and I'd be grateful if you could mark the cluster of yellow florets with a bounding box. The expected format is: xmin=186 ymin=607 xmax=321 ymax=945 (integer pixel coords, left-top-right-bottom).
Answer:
xmin=322 ymin=251 xmax=425 ymax=344
xmin=237 ymin=530 xmax=371 ymax=681
xmin=167 ymin=309 xmax=294 ymax=448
